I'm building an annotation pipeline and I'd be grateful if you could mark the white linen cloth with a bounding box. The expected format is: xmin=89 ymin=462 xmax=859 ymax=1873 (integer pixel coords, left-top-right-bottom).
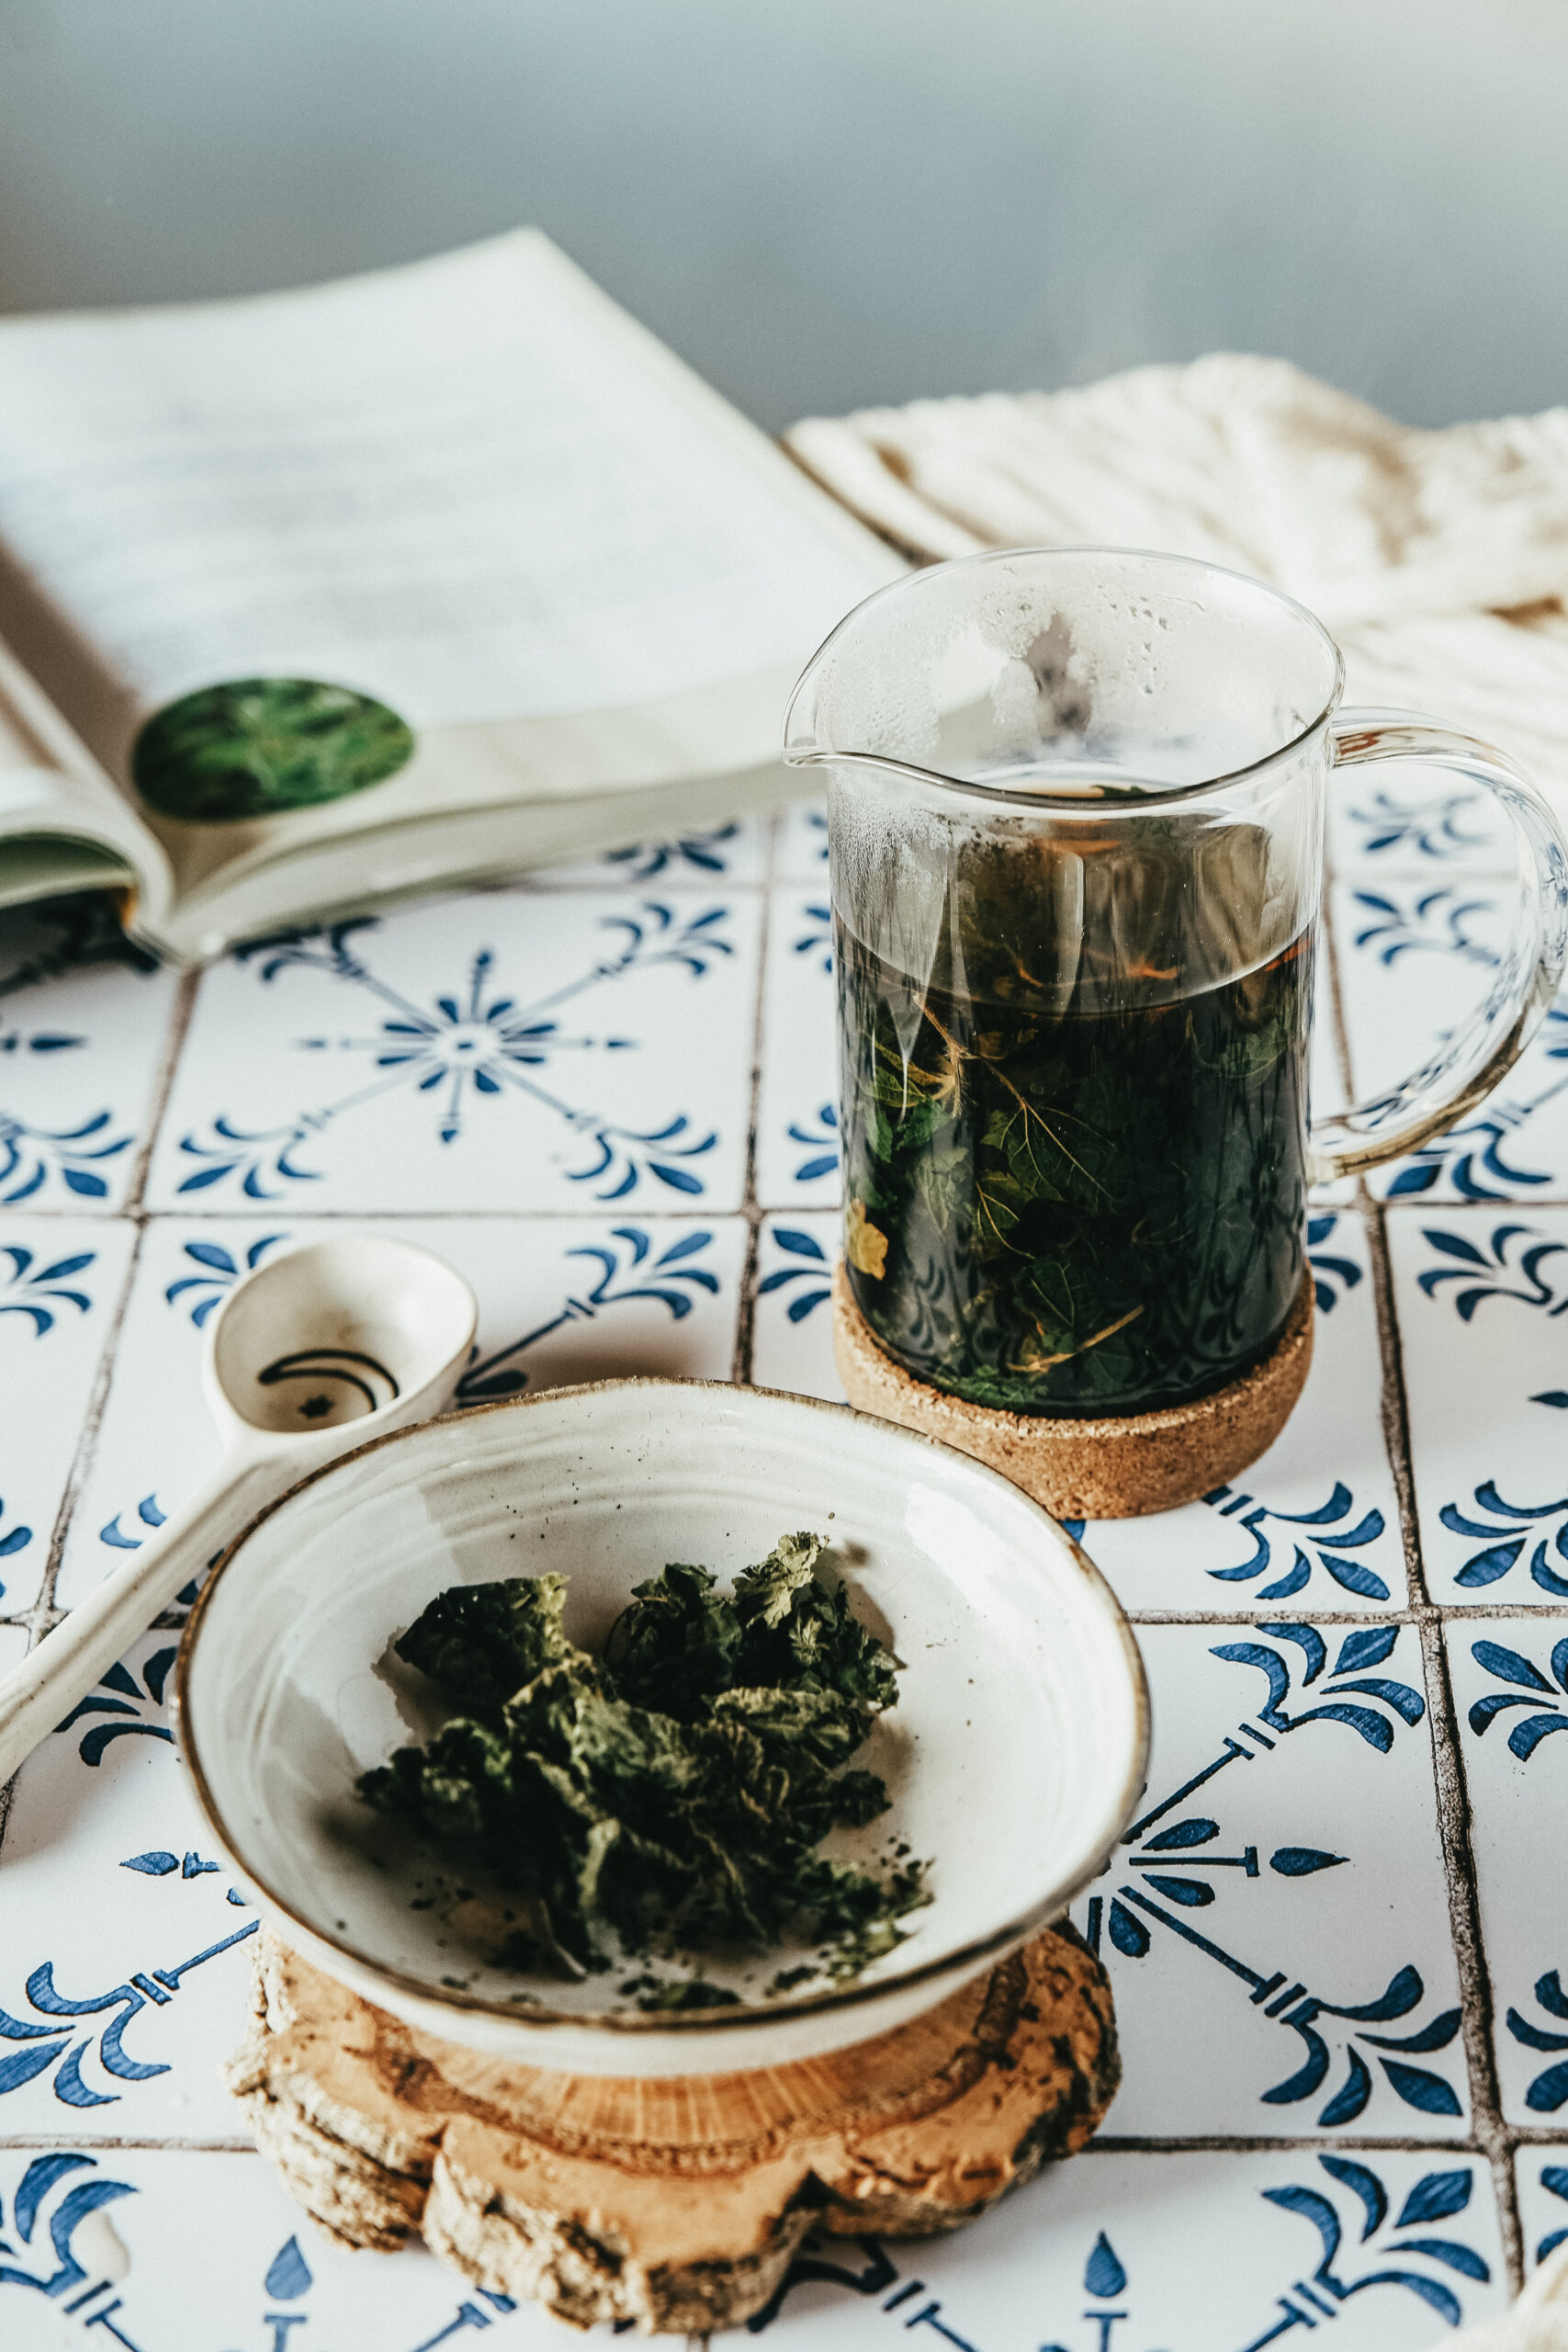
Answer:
xmin=1450 ymin=2246 xmax=1568 ymax=2350
xmin=788 ymin=355 xmax=1568 ymax=808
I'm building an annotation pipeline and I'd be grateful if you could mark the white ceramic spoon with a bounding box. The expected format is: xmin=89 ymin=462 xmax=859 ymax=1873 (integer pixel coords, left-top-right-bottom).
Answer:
xmin=0 ymin=1233 xmax=477 ymax=1788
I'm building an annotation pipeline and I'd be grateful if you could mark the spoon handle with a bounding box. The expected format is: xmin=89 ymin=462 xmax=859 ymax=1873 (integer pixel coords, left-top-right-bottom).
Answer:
xmin=0 ymin=1461 xmax=265 ymax=1789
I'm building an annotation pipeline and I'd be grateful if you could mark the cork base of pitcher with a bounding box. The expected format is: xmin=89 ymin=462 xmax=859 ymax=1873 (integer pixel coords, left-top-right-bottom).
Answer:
xmin=831 ymin=1265 xmax=1314 ymax=1521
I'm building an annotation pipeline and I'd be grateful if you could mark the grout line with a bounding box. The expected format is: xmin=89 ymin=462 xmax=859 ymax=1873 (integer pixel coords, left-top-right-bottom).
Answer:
xmin=1127 ymin=1603 xmax=1568 ymax=1624
xmin=122 ymin=967 xmax=199 ymax=1213
xmin=0 ymin=1204 xmax=773 ymax=1227
xmin=0 ymin=2134 xmax=256 ymax=2154
xmin=26 ymin=1220 xmax=149 ymax=1637
xmin=1365 ymin=1186 xmax=1522 ymax=2291
xmin=1418 ymin=1594 xmax=1522 ymax=2292
xmin=0 ymin=1221 xmax=151 ymax=1841
xmin=730 ymin=825 xmax=776 ymax=1387
xmin=0 ymin=1193 xmax=1551 ymax=1230
xmin=1321 ymin=875 xmax=1358 ymax=1123
xmin=1089 ymin=2132 xmax=1484 ymax=2154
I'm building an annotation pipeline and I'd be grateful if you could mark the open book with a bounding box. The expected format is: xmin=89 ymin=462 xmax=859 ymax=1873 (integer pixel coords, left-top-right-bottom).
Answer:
xmin=0 ymin=232 xmax=900 ymax=962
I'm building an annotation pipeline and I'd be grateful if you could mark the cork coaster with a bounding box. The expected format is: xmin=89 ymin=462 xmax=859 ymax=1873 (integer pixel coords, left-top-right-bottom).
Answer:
xmin=224 ymin=1923 xmax=1118 ymax=2336
xmin=832 ymin=1264 xmax=1314 ymax=1521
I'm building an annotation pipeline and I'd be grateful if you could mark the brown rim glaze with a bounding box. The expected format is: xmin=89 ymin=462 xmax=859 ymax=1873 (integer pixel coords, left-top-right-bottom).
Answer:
xmin=172 ymin=1375 xmax=1150 ymax=2044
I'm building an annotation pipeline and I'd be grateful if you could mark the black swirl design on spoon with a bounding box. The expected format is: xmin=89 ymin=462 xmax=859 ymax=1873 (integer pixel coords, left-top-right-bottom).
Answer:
xmin=256 ymin=1349 xmax=400 ymax=1423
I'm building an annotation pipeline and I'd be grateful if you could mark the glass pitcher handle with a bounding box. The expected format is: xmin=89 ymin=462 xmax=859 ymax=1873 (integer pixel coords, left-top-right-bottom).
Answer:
xmin=1308 ymin=708 xmax=1568 ymax=1182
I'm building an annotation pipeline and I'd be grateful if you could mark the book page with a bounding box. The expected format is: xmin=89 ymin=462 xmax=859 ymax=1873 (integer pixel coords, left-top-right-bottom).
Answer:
xmin=0 ymin=232 xmax=897 ymax=820
xmin=0 ymin=632 xmax=168 ymax=921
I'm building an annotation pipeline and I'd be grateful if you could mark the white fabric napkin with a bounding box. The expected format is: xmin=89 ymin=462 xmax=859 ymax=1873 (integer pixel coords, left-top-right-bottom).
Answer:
xmin=788 ymin=355 xmax=1568 ymax=809
xmin=1450 ymin=2245 xmax=1568 ymax=2349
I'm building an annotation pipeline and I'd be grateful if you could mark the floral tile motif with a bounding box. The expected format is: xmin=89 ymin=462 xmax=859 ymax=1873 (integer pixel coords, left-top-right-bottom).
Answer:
xmin=750 ymin=2149 xmax=1504 ymax=2349
xmin=0 ymin=2144 xmax=558 ymax=2349
xmin=1068 ymin=1623 xmax=1463 ymax=2138
xmin=145 ymin=892 xmax=761 ymax=1215
xmin=0 ymin=1218 xmax=134 ymax=1616
xmin=756 ymin=889 xmax=838 ymax=1210
xmin=1389 ymin=1205 xmax=1568 ymax=1606
xmin=1082 ymin=1211 xmax=1404 ymax=1613
xmin=1331 ymin=876 xmax=1568 ymax=1204
xmin=1447 ymin=1619 xmax=1568 ymax=2127
xmin=1517 ymin=2145 xmax=1568 ymax=2272
xmin=519 ymin=815 xmax=770 ymax=888
xmin=0 ymin=892 xmax=179 ymax=1213
xmin=0 ymin=1631 xmax=259 ymax=2139
xmin=775 ymin=799 xmax=830 ymax=883
xmin=1327 ymin=768 xmax=1517 ymax=879
xmin=750 ymin=1212 xmax=842 ymax=1401
xmin=55 ymin=1216 xmax=744 ymax=1610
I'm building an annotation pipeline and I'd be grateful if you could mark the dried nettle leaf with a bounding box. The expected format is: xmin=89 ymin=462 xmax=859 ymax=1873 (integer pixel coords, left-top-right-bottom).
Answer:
xmin=393 ymin=1572 xmax=574 ymax=1717
xmin=356 ymin=1534 xmax=928 ymax=1989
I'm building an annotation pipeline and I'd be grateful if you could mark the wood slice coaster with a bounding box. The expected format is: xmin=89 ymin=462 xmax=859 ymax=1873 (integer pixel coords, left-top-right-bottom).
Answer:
xmin=224 ymin=1923 xmax=1119 ymax=2336
xmin=832 ymin=1263 xmax=1314 ymax=1520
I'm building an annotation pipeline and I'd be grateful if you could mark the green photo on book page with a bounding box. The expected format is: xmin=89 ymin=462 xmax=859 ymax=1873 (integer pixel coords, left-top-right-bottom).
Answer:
xmin=131 ymin=677 xmax=415 ymax=822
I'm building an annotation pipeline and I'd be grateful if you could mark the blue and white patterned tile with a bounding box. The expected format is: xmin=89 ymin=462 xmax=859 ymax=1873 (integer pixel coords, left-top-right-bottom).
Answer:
xmin=750 ymin=2149 xmax=1504 ymax=2350
xmin=1328 ymin=767 xmax=1517 ymax=880
xmin=55 ymin=1215 xmax=744 ymax=1609
xmin=1388 ymin=1206 xmax=1568 ymax=1607
xmin=1517 ymin=2146 xmax=1568 ymax=2273
xmin=0 ymin=1630 xmax=259 ymax=2139
xmin=775 ymin=799 xmax=830 ymax=883
xmin=0 ymin=2144 xmax=561 ymax=2351
xmin=756 ymin=888 xmax=838 ymax=1210
xmin=518 ymin=816 xmax=770 ymax=888
xmin=750 ymin=1212 xmax=842 ymax=1401
xmin=144 ymin=891 xmax=761 ymax=1215
xmin=1067 ymin=1622 xmax=1464 ymax=2137
xmin=0 ymin=1220 xmax=135 ymax=1615
xmin=1448 ymin=1619 xmax=1568 ymax=2128
xmin=1331 ymin=876 xmax=1568 ymax=1204
xmin=1077 ymin=1212 xmax=1405 ymax=1614
xmin=0 ymin=895 xmax=180 ymax=1215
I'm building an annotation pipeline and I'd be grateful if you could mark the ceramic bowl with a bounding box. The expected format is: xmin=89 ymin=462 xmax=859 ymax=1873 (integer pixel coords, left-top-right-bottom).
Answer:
xmin=175 ymin=1378 xmax=1148 ymax=2076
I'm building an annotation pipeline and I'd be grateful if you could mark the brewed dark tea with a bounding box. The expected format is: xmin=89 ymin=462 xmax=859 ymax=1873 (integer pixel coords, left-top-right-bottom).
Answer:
xmin=836 ymin=815 xmax=1314 ymax=1418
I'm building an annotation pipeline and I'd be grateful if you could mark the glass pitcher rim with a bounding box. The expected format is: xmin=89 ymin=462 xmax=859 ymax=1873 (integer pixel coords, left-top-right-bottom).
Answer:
xmin=782 ymin=543 xmax=1348 ymax=812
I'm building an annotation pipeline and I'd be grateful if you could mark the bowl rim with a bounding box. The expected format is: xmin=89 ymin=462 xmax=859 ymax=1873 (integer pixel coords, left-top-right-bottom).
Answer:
xmin=173 ymin=1374 xmax=1150 ymax=2044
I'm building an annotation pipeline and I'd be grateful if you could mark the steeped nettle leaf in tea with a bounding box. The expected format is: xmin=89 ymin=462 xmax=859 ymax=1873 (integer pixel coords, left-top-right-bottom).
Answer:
xmin=837 ymin=818 xmax=1314 ymax=1416
xmin=357 ymin=1533 xmax=928 ymax=1997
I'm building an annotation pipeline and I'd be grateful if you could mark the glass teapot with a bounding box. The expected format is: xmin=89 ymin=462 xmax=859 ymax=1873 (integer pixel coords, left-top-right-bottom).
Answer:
xmin=784 ymin=548 xmax=1568 ymax=1419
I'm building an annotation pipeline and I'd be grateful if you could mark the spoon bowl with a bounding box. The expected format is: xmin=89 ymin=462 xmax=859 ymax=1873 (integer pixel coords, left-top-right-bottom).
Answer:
xmin=207 ymin=1235 xmax=478 ymax=1439
xmin=0 ymin=1234 xmax=477 ymax=1791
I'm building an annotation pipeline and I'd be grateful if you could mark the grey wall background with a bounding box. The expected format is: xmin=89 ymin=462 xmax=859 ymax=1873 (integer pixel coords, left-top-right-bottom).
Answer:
xmin=1 ymin=0 xmax=1563 ymax=433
